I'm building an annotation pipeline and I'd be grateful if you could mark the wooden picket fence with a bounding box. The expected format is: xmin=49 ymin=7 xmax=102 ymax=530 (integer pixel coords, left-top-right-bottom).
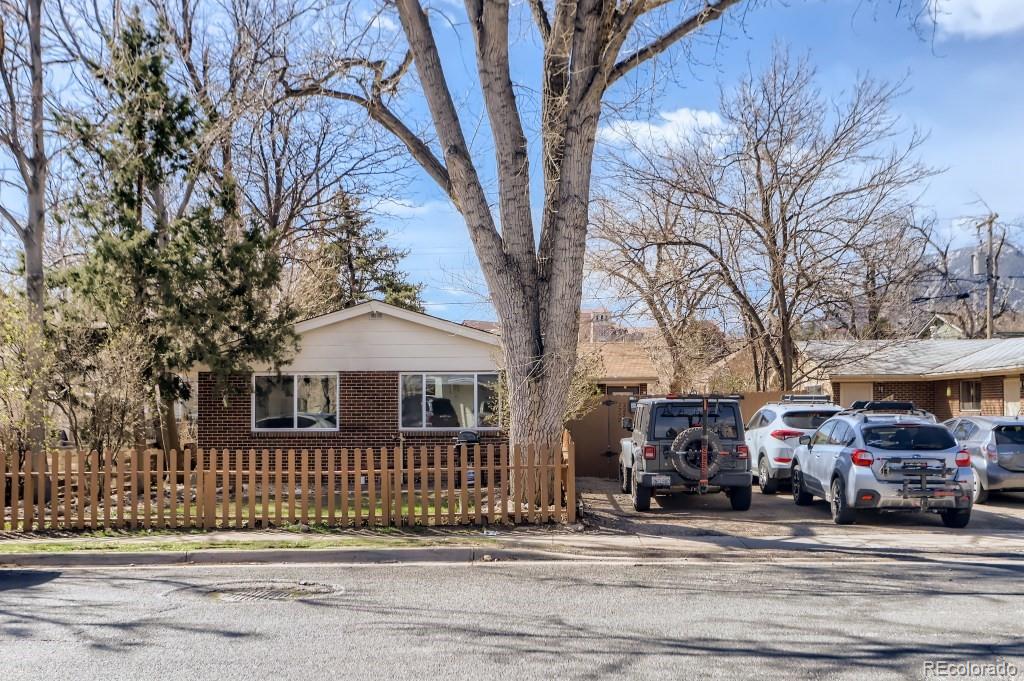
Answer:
xmin=1 ymin=434 xmax=576 ymax=532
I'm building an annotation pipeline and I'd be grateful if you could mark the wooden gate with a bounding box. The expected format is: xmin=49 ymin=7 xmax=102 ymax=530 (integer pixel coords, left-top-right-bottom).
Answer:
xmin=566 ymin=395 xmax=632 ymax=478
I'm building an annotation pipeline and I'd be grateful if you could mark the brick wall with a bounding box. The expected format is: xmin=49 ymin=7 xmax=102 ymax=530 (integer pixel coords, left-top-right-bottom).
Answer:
xmin=197 ymin=371 xmax=506 ymax=451
xmin=981 ymin=376 xmax=1004 ymax=415
xmin=933 ymin=380 xmax=956 ymax=421
xmin=931 ymin=376 xmax=1005 ymax=418
xmin=828 ymin=377 xmax=1007 ymax=419
xmin=872 ymin=382 xmax=937 ymax=413
xmin=831 ymin=382 xmax=842 ymax=405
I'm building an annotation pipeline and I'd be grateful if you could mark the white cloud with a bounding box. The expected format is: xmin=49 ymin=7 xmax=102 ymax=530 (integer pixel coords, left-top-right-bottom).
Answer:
xmin=375 ymin=198 xmax=456 ymax=219
xmin=929 ymin=0 xmax=1024 ymax=38
xmin=356 ymin=7 xmax=399 ymax=33
xmin=597 ymin=107 xmax=723 ymax=147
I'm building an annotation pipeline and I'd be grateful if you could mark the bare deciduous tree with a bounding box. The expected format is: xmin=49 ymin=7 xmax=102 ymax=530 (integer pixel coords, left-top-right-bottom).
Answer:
xmin=0 ymin=0 xmax=49 ymax=452
xmin=281 ymin=0 xmax=744 ymax=450
xmin=606 ymin=49 xmax=935 ymax=390
xmin=589 ymin=191 xmax=725 ymax=392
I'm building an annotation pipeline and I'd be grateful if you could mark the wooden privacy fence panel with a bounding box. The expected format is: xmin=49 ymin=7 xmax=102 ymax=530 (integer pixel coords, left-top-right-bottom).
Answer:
xmin=1 ymin=435 xmax=576 ymax=532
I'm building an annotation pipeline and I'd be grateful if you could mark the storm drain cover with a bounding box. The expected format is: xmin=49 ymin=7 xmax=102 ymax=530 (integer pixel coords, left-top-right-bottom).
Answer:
xmin=191 ymin=581 xmax=338 ymax=602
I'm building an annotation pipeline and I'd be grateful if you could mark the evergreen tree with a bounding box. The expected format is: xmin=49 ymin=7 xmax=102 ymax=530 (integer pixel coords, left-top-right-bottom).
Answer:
xmin=296 ymin=193 xmax=424 ymax=317
xmin=63 ymin=10 xmax=296 ymax=452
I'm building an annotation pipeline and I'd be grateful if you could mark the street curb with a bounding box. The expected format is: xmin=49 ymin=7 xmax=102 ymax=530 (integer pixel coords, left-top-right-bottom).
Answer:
xmin=0 ymin=545 xmax=566 ymax=568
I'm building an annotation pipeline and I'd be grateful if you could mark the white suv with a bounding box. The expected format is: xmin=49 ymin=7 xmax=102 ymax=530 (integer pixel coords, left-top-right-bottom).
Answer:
xmin=745 ymin=396 xmax=841 ymax=494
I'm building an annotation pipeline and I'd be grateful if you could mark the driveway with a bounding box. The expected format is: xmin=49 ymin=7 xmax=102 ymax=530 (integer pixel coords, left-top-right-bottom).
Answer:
xmin=580 ymin=476 xmax=1024 ymax=540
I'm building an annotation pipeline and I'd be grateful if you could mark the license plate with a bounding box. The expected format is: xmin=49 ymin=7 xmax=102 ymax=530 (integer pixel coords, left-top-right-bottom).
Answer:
xmin=652 ymin=475 xmax=672 ymax=487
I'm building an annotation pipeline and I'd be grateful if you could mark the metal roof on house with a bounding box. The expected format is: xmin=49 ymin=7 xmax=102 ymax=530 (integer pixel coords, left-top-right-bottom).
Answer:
xmin=803 ymin=338 xmax=1024 ymax=380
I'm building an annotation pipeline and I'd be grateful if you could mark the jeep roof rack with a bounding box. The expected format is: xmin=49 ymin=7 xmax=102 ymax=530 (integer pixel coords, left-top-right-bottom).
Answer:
xmin=638 ymin=392 xmax=744 ymax=401
xmin=778 ymin=394 xmax=833 ymax=404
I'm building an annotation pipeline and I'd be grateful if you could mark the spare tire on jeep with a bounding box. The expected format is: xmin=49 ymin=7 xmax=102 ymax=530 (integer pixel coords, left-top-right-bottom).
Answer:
xmin=670 ymin=427 xmax=723 ymax=481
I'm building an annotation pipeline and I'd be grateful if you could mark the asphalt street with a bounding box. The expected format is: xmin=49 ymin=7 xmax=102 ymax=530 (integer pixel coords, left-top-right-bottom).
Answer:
xmin=3 ymin=559 xmax=1023 ymax=680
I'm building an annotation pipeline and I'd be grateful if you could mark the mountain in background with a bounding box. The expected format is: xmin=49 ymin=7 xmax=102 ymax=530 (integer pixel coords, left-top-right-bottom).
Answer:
xmin=917 ymin=242 xmax=1024 ymax=308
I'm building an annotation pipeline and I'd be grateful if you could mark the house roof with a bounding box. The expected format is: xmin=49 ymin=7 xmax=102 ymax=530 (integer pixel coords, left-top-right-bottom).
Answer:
xmin=461 ymin=319 xmax=502 ymax=334
xmin=579 ymin=341 xmax=658 ymax=383
xmin=296 ymin=300 xmax=501 ymax=347
xmin=804 ymin=338 xmax=1024 ymax=380
xmin=914 ymin=313 xmax=965 ymax=339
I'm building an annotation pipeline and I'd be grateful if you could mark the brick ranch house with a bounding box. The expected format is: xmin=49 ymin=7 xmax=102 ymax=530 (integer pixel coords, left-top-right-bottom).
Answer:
xmin=193 ymin=300 xmax=505 ymax=451
xmin=806 ymin=339 xmax=1024 ymax=419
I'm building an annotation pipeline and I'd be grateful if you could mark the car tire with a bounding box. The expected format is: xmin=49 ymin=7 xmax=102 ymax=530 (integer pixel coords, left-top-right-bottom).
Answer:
xmin=830 ymin=477 xmax=856 ymax=525
xmin=792 ymin=464 xmax=814 ymax=506
xmin=941 ymin=508 xmax=971 ymax=528
xmin=758 ymin=457 xmax=779 ymax=495
xmin=972 ymin=469 xmax=988 ymax=504
xmin=620 ymin=465 xmax=631 ymax=494
xmin=729 ymin=485 xmax=752 ymax=511
xmin=631 ymin=469 xmax=651 ymax=512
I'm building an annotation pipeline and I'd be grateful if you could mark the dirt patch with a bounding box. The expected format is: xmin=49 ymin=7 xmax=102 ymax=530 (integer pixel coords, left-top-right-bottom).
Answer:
xmin=579 ymin=476 xmax=1024 ymax=539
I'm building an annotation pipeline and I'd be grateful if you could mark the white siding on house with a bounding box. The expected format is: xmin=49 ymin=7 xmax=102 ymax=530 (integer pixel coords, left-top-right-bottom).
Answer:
xmin=259 ymin=312 xmax=500 ymax=373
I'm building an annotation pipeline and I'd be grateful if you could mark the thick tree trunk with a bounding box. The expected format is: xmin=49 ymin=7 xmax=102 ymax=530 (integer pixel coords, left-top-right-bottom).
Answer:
xmin=384 ymin=0 xmax=737 ymax=470
xmin=23 ymin=208 xmax=46 ymax=453
xmin=157 ymin=387 xmax=181 ymax=456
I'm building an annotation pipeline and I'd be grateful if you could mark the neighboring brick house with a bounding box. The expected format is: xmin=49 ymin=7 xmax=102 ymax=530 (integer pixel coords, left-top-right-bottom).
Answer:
xmin=805 ymin=339 xmax=1024 ymax=420
xmin=195 ymin=300 xmax=505 ymax=451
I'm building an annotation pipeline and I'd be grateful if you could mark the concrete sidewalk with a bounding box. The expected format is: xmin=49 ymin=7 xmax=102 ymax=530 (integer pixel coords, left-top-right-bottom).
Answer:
xmin=3 ymin=525 xmax=1023 ymax=567
xmin=505 ymin=528 xmax=1024 ymax=562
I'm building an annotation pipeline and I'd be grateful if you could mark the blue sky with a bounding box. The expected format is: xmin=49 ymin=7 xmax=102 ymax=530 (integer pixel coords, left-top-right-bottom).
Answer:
xmin=377 ymin=0 xmax=1024 ymax=322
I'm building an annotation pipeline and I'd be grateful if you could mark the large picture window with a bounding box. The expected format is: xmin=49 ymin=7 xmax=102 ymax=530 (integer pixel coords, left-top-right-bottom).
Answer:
xmin=253 ymin=373 xmax=339 ymax=431
xmin=400 ymin=372 xmax=500 ymax=430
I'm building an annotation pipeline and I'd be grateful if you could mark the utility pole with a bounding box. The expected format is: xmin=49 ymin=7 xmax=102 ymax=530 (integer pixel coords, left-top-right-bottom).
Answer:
xmin=984 ymin=213 xmax=999 ymax=339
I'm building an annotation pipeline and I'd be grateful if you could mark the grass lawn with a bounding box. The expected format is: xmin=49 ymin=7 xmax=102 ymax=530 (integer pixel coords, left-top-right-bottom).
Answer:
xmin=0 ymin=535 xmax=495 ymax=554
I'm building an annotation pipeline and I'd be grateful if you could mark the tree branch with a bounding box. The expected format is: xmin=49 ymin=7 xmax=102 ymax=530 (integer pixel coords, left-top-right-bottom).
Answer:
xmin=465 ymin=0 xmax=535 ymax=262
xmin=528 ymin=0 xmax=552 ymax=41
xmin=282 ymin=82 xmax=453 ymax=202
xmin=608 ymin=0 xmax=742 ymax=86
xmin=394 ymin=0 xmax=502 ymax=254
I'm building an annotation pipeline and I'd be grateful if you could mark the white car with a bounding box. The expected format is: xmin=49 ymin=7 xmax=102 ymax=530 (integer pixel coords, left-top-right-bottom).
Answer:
xmin=745 ymin=396 xmax=841 ymax=494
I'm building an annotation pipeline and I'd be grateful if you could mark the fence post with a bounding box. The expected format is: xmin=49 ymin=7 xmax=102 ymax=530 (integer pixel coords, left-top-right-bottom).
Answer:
xmin=0 ymin=450 xmax=7 ymax=530
xmin=203 ymin=456 xmax=216 ymax=530
xmin=49 ymin=450 xmax=59 ymax=530
xmin=566 ymin=433 xmax=577 ymax=523
xmin=22 ymin=449 xmax=33 ymax=532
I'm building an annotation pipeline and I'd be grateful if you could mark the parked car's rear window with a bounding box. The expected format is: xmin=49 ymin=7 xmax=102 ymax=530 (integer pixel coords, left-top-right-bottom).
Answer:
xmin=995 ymin=426 xmax=1024 ymax=445
xmin=651 ymin=403 xmax=740 ymax=440
xmin=782 ymin=410 xmax=839 ymax=430
xmin=862 ymin=425 xmax=955 ymax=451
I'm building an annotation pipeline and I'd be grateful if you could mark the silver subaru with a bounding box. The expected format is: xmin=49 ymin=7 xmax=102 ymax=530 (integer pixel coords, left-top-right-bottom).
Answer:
xmin=792 ymin=412 xmax=974 ymax=527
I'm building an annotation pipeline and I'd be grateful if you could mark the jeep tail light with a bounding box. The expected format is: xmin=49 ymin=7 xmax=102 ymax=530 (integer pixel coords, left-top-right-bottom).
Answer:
xmin=642 ymin=445 xmax=657 ymax=460
xmin=956 ymin=449 xmax=971 ymax=467
xmin=770 ymin=429 xmax=804 ymax=441
xmin=734 ymin=444 xmax=749 ymax=459
xmin=851 ymin=449 xmax=874 ymax=467
xmin=985 ymin=443 xmax=998 ymax=463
